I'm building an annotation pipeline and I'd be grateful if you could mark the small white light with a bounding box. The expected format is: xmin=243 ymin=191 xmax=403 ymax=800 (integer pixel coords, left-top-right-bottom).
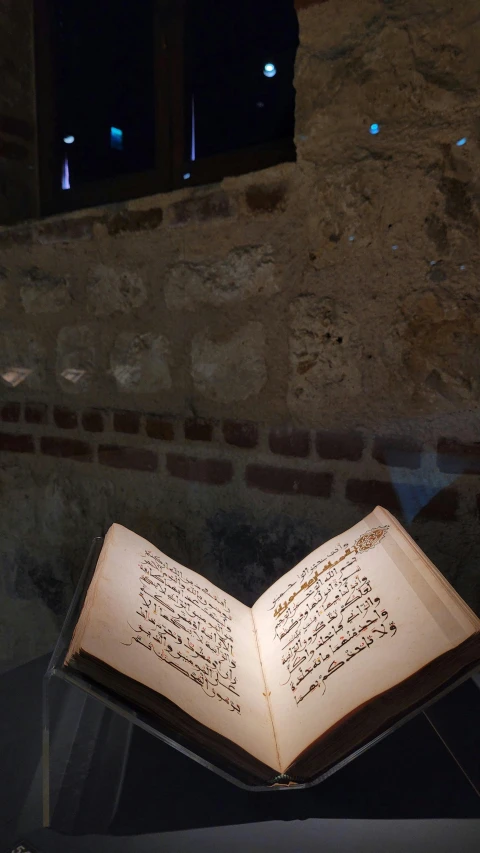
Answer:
xmin=61 ymin=368 xmax=86 ymax=384
xmin=392 ymin=244 xmax=398 ymax=251
xmin=63 ymin=135 xmax=75 ymax=144
xmin=348 ymin=235 xmax=355 ymax=242
xmin=430 ymin=260 xmax=436 ymax=266
xmin=460 ymin=264 xmax=466 ymax=270
xmin=263 ymin=62 xmax=277 ymax=78
xmin=1 ymin=367 xmax=32 ymax=387
xmin=456 ymin=137 xmax=467 ymax=147
xmin=183 ymin=173 xmax=191 ymax=180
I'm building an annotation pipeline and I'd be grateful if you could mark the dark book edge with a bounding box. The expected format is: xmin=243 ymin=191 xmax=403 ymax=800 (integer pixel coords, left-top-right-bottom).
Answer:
xmin=290 ymin=632 xmax=480 ymax=780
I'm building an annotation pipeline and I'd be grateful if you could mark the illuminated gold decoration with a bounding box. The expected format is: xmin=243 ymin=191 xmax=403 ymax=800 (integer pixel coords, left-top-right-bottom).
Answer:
xmin=354 ymin=526 xmax=389 ymax=553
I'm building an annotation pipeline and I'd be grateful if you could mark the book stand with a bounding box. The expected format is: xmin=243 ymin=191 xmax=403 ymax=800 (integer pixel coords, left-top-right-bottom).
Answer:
xmin=43 ymin=538 xmax=480 ymax=832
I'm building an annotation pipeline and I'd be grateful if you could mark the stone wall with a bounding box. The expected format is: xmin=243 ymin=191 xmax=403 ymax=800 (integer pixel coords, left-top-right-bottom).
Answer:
xmin=1 ymin=0 xmax=480 ymax=670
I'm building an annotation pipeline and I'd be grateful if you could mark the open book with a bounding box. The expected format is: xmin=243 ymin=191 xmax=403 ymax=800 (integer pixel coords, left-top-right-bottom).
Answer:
xmin=65 ymin=507 xmax=480 ymax=785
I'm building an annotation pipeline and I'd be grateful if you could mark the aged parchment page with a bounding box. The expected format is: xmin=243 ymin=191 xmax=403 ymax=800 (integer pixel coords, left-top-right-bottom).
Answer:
xmin=253 ymin=508 xmax=477 ymax=772
xmin=67 ymin=524 xmax=279 ymax=771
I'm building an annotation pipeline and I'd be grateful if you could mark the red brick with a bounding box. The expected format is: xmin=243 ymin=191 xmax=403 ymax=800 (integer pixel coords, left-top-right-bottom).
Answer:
xmin=81 ymin=409 xmax=104 ymax=432
xmin=145 ymin=415 xmax=175 ymax=441
xmin=25 ymin=402 xmax=48 ymax=425
xmin=223 ymin=420 xmax=258 ymax=449
xmin=99 ymin=445 xmax=157 ymax=472
xmin=41 ymin=436 xmax=92 ymax=462
xmin=36 ymin=216 xmax=99 ymax=244
xmin=169 ymin=191 xmax=233 ymax=226
xmin=0 ymin=225 xmax=32 ymax=249
xmin=106 ymin=207 xmax=163 ymax=236
xmin=246 ymin=464 xmax=332 ymax=498
xmin=185 ymin=418 xmax=213 ymax=442
xmin=113 ymin=410 xmax=140 ymax=434
xmin=1 ymin=402 xmax=20 ymax=423
xmin=437 ymin=438 xmax=480 ymax=475
xmin=0 ymin=431 xmax=34 ymax=453
xmin=417 ymin=489 xmax=458 ymax=521
xmin=269 ymin=427 xmax=310 ymax=457
xmin=245 ymin=183 xmax=287 ymax=213
xmin=316 ymin=431 xmax=364 ymax=462
xmin=167 ymin=454 xmax=233 ymax=485
xmin=372 ymin=436 xmax=422 ymax=469
xmin=53 ymin=406 xmax=77 ymax=429
xmin=346 ymin=479 xmax=402 ymax=512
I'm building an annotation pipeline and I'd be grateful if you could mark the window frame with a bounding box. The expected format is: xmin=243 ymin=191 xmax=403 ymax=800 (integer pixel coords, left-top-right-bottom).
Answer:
xmin=33 ymin=0 xmax=295 ymax=217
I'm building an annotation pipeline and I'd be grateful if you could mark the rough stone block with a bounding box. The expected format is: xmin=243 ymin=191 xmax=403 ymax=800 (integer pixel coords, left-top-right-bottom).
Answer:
xmin=56 ymin=325 xmax=95 ymax=394
xmin=165 ymin=245 xmax=277 ymax=311
xmin=113 ymin=409 xmax=141 ymax=434
xmin=53 ymin=405 xmax=77 ymax=429
xmin=222 ymin=420 xmax=258 ymax=449
xmin=246 ymin=464 xmax=333 ymax=497
xmin=20 ymin=267 xmax=71 ymax=314
xmin=184 ymin=418 xmax=213 ymax=442
xmin=41 ymin=436 xmax=92 ymax=462
xmin=1 ymin=401 xmax=20 ymax=422
xmin=191 ymin=322 xmax=267 ymax=403
xmin=145 ymin=414 xmax=175 ymax=441
xmin=110 ymin=332 xmax=172 ymax=393
xmin=0 ymin=431 xmax=34 ymax=453
xmin=167 ymin=453 xmax=233 ymax=485
xmin=0 ymin=329 xmax=45 ymax=389
xmin=25 ymin=402 xmax=48 ymax=424
xmin=99 ymin=444 xmax=157 ymax=472
xmin=81 ymin=409 xmax=104 ymax=432
xmin=372 ymin=436 xmax=423 ymax=469
xmin=168 ymin=191 xmax=234 ymax=226
xmin=288 ymin=295 xmax=361 ymax=418
xmin=87 ymin=264 xmax=147 ymax=316
xmin=269 ymin=426 xmax=310 ymax=457
xmin=316 ymin=431 xmax=364 ymax=462
xmin=36 ymin=215 xmax=98 ymax=244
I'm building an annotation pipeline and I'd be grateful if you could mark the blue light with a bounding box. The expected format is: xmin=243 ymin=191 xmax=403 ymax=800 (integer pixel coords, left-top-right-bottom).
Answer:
xmin=392 ymin=244 xmax=398 ymax=251
xmin=110 ymin=127 xmax=123 ymax=151
xmin=369 ymin=123 xmax=380 ymax=135
xmin=61 ymin=157 xmax=70 ymax=190
xmin=263 ymin=62 xmax=277 ymax=78
xmin=63 ymin=135 xmax=75 ymax=144
xmin=456 ymin=137 xmax=467 ymax=147
xmin=183 ymin=173 xmax=191 ymax=180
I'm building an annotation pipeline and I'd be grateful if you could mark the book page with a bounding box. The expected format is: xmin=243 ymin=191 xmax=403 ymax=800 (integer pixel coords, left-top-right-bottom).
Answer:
xmin=252 ymin=508 xmax=474 ymax=772
xmin=67 ymin=524 xmax=279 ymax=771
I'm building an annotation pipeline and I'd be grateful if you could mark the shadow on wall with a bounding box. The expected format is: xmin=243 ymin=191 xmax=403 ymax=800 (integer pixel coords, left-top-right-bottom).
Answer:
xmin=205 ymin=510 xmax=327 ymax=606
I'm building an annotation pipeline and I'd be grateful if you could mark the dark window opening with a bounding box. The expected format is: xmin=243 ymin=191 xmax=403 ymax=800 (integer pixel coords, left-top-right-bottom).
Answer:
xmin=34 ymin=0 xmax=298 ymax=216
